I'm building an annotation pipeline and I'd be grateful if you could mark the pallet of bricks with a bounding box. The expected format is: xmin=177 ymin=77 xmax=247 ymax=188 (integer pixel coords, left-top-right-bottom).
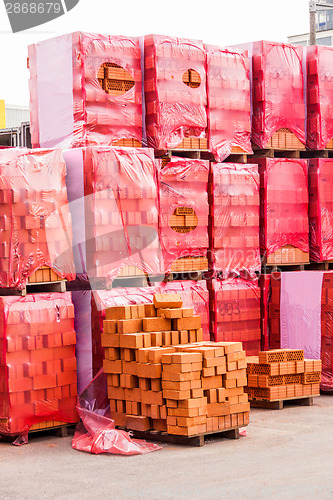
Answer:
xmin=102 ymin=293 xmax=249 ymax=444
xmin=246 ymin=349 xmax=321 ymax=409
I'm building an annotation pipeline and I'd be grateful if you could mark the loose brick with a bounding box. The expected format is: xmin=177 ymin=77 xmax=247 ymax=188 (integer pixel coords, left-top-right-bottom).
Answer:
xmin=126 ymin=415 xmax=150 ymax=431
xmin=105 ymin=306 xmax=131 ymax=320
xmin=162 ymin=330 xmax=171 ymax=346
xmin=162 ymin=380 xmax=191 ymax=391
xmin=151 ymin=332 xmax=163 ymax=346
xmin=136 ymin=363 xmax=162 ymax=379
xmin=177 ymin=415 xmax=207 ymax=427
xmin=202 ymin=375 xmax=223 ymax=390
xmin=101 ymin=333 xmax=120 ymax=348
xmin=172 ymin=352 xmax=203 ymax=364
xmin=144 ymin=304 xmax=156 ymax=317
xmin=117 ymin=319 xmax=143 ymax=334
xmin=191 ymin=388 xmax=204 ymax=398
xmin=157 ymin=308 xmax=182 ymax=319
xmin=173 ymin=316 xmax=201 ymax=331
xmin=162 ymin=371 xmax=201 ymax=382
xmin=207 ymin=402 xmax=230 ymax=417
xmin=151 ymin=379 xmax=161 ymax=392
xmin=179 ymin=331 xmax=189 ymax=344
xmin=215 ymin=342 xmax=242 ymax=354
xmin=103 ymin=359 xmax=122 ymax=374
xmin=163 ymin=389 xmax=191 ymax=400
xmin=119 ymin=333 xmax=144 ymax=349
xmin=103 ymin=320 xmax=117 ymax=334
xmin=178 ymin=397 xmax=207 ymax=409
xmin=153 ymin=293 xmax=183 ymax=309
xmin=225 ymin=369 xmax=247 ymax=380
xmin=143 ymin=317 xmax=171 ymax=332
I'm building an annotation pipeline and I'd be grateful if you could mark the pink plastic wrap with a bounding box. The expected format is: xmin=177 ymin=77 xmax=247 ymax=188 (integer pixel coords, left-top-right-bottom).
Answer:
xmin=210 ymin=278 xmax=261 ymax=356
xmin=72 ymin=290 xmax=93 ymax=394
xmin=158 ymin=158 xmax=209 ymax=272
xmin=0 ymin=148 xmax=75 ymax=289
xmin=28 ymin=32 xmax=142 ymax=149
xmin=259 ymin=274 xmax=271 ymax=352
xmin=321 ymin=272 xmax=333 ymax=391
xmin=257 ymin=158 xmax=309 ymax=258
xmin=308 ymin=158 xmax=333 ymax=262
xmin=306 ymin=45 xmax=333 ymax=150
xmin=251 ymin=41 xmax=305 ymax=148
xmin=144 ymin=34 xmax=207 ymax=149
xmin=206 ymin=45 xmax=252 ymax=161
xmin=210 ymin=162 xmax=260 ymax=279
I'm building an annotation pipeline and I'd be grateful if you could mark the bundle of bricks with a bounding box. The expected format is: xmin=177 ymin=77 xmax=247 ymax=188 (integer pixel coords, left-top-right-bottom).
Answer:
xmin=0 ymin=293 xmax=78 ymax=435
xmin=246 ymin=349 xmax=321 ymax=401
xmin=102 ymin=293 xmax=249 ymax=437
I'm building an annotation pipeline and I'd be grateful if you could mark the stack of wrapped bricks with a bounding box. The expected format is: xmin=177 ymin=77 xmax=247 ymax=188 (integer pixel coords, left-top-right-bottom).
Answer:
xmin=209 ymin=163 xmax=260 ymax=279
xmin=102 ymin=294 xmax=249 ymax=437
xmin=144 ymin=34 xmax=207 ymax=150
xmin=158 ymin=158 xmax=209 ymax=273
xmin=0 ymin=293 xmax=78 ymax=435
xmin=246 ymin=350 xmax=321 ymax=401
xmin=257 ymin=158 xmax=309 ymax=265
xmin=0 ymin=148 xmax=75 ymax=289
xmin=28 ymin=32 xmax=142 ymax=149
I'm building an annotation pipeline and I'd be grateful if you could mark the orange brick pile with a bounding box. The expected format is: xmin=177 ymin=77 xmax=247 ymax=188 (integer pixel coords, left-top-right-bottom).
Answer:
xmin=102 ymin=293 xmax=250 ymax=437
xmin=245 ymin=349 xmax=321 ymax=401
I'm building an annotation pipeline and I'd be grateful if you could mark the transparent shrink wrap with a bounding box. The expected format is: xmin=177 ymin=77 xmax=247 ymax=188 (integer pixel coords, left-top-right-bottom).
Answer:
xmin=308 ymin=159 xmax=333 ymax=262
xmin=321 ymin=272 xmax=333 ymax=391
xmin=144 ymin=34 xmax=207 ymax=149
xmin=210 ymin=162 xmax=260 ymax=279
xmin=0 ymin=293 xmax=79 ymax=437
xmin=206 ymin=45 xmax=252 ymax=161
xmin=0 ymin=148 xmax=75 ymax=289
xmin=306 ymin=45 xmax=333 ymax=150
xmin=158 ymin=158 xmax=209 ymax=272
xmin=28 ymin=32 xmax=142 ymax=149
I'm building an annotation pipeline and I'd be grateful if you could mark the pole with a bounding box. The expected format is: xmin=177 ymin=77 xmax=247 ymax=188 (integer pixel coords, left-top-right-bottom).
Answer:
xmin=310 ymin=1 xmax=317 ymax=45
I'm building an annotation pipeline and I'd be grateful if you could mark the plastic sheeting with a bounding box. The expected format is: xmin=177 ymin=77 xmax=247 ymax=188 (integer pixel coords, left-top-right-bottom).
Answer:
xmin=308 ymin=159 xmax=333 ymax=262
xmin=72 ymin=290 xmax=93 ymax=395
xmin=29 ymin=32 xmax=142 ymax=149
xmin=158 ymin=158 xmax=209 ymax=272
xmin=210 ymin=162 xmax=260 ymax=279
xmin=257 ymin=158 xmax=309 ymax=258
xmin=0 ymin=293 xmax=78 ymax=437
xmin=144 ymin=34 xmax=207 ymax=149
xmin=321 ymin=272 xmax=333 ymax=391
xmin=259 ymin=274 xmax=271 ymax=351
xmin=206 ymin=45 xmax=252 ymax=161
xmin=306 ymin=45 xmax=333 ymax=150
xmin=0 ymin=148 xmax=75 ymax=289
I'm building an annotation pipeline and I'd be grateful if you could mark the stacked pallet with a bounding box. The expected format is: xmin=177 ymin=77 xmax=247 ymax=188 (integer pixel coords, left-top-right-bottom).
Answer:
xmin=246 ymin=349 xmax=321 ymax=401
xmin=102 ymin=293 xmax=249 ymax=437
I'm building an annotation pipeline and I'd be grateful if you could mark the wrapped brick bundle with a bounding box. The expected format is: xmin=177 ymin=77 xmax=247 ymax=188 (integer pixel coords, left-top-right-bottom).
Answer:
xmin=144 ymin=34 xmax=207 ymax=149
xmin=210 ymin=162 xmax=260 ymax=279
xmin=308 ymin=159 xmax=333 ymax=262
xmin=210 ymin=278 xmax=261 ymax=356
xmin=0 ymin=148 xmax=75 ymax=289
xmin=158 ymin=158 xmax=209 ymax=273
xmin=307 ymin=45 xmax=333 ymax=150
xmin=206 ymin=45 xmax=252 ymax=161
xmin=0 ymin=293 xmax=78 ymax=436
xmin=257 ymin=158 xmax=309 ymax=265
xmin=28 ymin=32 xmax=142 ymax=149
xmin=321 ymin=272 xmax=333 ymax=391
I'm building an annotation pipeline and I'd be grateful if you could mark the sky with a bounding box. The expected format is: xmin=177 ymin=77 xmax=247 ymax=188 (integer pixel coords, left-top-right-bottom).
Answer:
xmin=0 ymin=0 xmax=311 ymax=106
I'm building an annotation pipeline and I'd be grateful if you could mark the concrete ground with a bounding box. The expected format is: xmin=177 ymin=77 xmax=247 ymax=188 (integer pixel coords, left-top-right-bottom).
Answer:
xmin=0 ymin=395 xmax=333 ymax=500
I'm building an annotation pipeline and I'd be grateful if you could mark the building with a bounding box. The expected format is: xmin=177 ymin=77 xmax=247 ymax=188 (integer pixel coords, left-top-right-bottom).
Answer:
xmin=288 ymin=0 xmax=333 ymax=46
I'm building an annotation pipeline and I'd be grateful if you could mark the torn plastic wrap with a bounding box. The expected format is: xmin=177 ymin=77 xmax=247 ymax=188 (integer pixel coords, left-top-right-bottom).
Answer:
xmin=0 ymin=148 xmax=75 ymax=289
xmin=28 ymin=32 xmax=142 ymax=149
xmin=144 ymin=34 xmax=207 ymax=149
xmin=308 ymin=159 xmax=333 ymax=262
xmin=210 ymin=278 xmax=261 ymax=356
xmin=306 ymin=45 xmax=333 ymax=150
xmin=158 ymin=158 xmax=209 ymax=273
xmin=206 ymin=45 xmax=252 ymax=161
xmin=0 ymin=293 xmax=78 ymax=439
xmin=210 ymin=162 xmax=260 ymax=279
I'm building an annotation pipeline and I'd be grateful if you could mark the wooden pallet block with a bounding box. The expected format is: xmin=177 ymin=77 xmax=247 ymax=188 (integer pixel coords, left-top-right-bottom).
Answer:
xmin=265 ymin=245 xmax=309 ymax=266
xmin=250 ymin=395 xmax=317 ymax=410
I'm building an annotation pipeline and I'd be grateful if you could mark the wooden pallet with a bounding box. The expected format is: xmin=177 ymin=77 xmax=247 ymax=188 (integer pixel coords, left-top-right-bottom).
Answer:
xmin=250 ymin=395 xmax=318 ymax=410
xmin=0 ymin=280 xmax=66 ymax=296
xmin=29 ymin=421 xmax=72 ymax=437
xmin=154 ymin=148 xmax=213 ymax=161
xmin=300 ymin=149 xmax=333 ymax=159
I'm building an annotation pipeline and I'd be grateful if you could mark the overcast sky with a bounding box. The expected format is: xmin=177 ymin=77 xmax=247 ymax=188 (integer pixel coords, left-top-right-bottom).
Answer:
xmin=0 ymin=0 xmax=310 ymax=106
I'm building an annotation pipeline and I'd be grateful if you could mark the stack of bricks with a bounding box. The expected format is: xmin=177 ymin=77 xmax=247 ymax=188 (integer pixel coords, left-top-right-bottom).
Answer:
xmin=246 ymin=349 xmax=321 ymax=401
xmin=102 ymin=293 xmax=250 ymax=437
xmin=0 ymin=293 xmax=78 ymax=435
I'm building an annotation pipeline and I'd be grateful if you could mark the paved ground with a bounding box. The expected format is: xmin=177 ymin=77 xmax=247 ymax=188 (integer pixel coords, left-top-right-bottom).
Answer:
xmin=0 ymin=395 xmax=332 ymax=500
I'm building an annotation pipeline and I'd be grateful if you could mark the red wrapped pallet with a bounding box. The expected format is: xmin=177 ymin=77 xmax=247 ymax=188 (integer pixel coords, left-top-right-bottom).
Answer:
xmin=0 ymin=148 xmax=75 ymax=289
xmin=321 ymin=272 xmax=333 ymax=391
xmin=259 ymin=273 xmax=271 ymax=351
xmin=206 ymin=45 xmax=252 ymax=161
xmin=308 ymin=158 xmax=333 ymax=262
xmin=0 ymin=293 xmax=78 ymax=437
xmin=158 ymin=158 xmax=209 ymax=273
xmin=144 ymin=34 xmax=207 ymax=149
xmin=257 ymin=158 xmax=309 ymax=265
xmin=28 ymin=32 xmax=142 ymax=149
xmin=210 ymin=278 xmax=261 ymax=356
xmin=306 ymin=45 xmax=333 ymax=150
xmin=210 ymin=162 xmax=260 ymax=279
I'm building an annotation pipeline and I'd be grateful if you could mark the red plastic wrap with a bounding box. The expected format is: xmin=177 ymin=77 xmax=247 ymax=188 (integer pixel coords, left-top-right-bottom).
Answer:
xmin=0 ymin=293 xmax=78 ymax=437
xmin=257 ymin=158 xmax=309 ymax=259
xmin=206 ymin=45 xmax=252 ymax=161
xmin=306 ymin=45 xmax=333 ymax=150
xmin=210 ymin=162 xmax=260 ymax=279
xmin=210 ymin=278 xmax=261 ymax=356
xmin=308 ymin=158 xmax=333 ymax=262
xmin=158 ymin=158 xmax=209 ymax=272
xmin=29 ymin=32 xmax=142 ymax=149
xmin=0 ymin=148 xmax=75 ymax=289
xmin=144 ymin=34 xmax=207 ymax=149
xmin=251 ymin=41 xmax=305 ymax=148
xmin=83 ymin=147 xmax=161 ymax=282
xmin=259 ymin=274 xmax=271 ymax=352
